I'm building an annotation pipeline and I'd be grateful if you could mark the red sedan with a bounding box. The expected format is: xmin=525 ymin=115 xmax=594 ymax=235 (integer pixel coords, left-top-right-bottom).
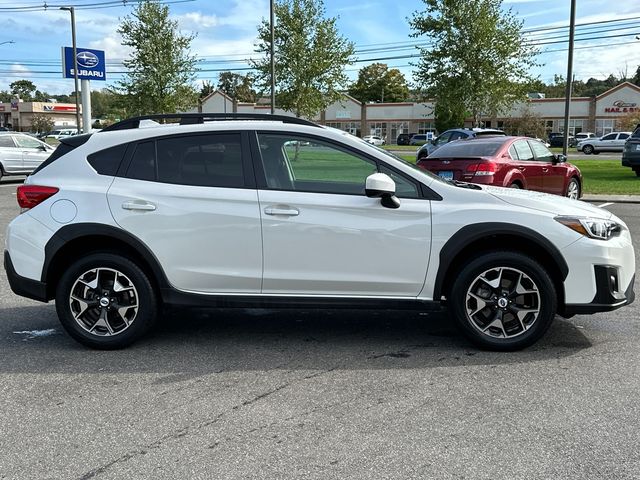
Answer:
xmin=416 ymin=136 xmax=582 ymax=199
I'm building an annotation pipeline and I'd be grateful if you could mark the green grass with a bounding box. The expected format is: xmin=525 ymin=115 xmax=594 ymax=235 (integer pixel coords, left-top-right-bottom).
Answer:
xmin=398 ymin=155 xmax=639 ymax=195
xmin=381 ymin=144 xmax=421 ymax=151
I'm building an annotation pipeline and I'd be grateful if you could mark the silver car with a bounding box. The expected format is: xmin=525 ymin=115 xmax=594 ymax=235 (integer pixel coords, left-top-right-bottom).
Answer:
xmin=577 ymin=131 xmax=631 ymax=154
xmin=0 ymin=133 xmax=54 ymax=179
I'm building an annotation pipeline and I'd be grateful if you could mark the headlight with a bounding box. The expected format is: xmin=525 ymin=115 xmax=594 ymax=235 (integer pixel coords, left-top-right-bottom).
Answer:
xmin=555 ymin=216 xmax=623 ymax=240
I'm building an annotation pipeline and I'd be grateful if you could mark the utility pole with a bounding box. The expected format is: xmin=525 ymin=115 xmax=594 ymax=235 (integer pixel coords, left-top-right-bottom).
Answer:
xmin=60 ymin=6 xmax=82 ymax=132
xmin=270 ymin=0 xmax=275 ymax=114
xmin=562 ymin=0 xmax=576 ymax=156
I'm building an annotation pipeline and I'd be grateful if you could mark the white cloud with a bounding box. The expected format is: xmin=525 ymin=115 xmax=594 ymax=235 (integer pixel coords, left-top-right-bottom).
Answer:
xmin=175 ymin=12 xmax=220 ymax=31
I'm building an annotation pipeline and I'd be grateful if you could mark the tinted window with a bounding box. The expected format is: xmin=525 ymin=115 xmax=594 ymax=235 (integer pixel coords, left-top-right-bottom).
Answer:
xmin=619 ymin=133 xmax=629 ymax=140
xmin=528 ymin=140 xmax=554 ymax=162
xmin=429 ymin=140 xmax=503 ymax=158
xmin=448 ymin=132 xmax=467 ymax=141
xmin=513 ymin=140 xmax=534 ymax=161
xmin=601 ymin=133 xmax=616 ymax=141
xmin=126 ymin=141 xmax=156 ymax=181
xmin=0 ymin=136 xmax=15 ymax=148
xmin=434 ymin=133 xmax=451 ymax=145
xmin=87 ymin=143 xmax=128 ymax=176
xmin=508 ymin=144 xmax=519 ymax=160
xmin=379 ymin=165 xmax=419 ymax=198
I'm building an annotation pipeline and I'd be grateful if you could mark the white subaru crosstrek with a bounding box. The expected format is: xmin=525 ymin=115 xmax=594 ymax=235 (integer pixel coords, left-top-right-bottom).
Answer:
xmin=4 ymin=114 xmax=635 ymax=350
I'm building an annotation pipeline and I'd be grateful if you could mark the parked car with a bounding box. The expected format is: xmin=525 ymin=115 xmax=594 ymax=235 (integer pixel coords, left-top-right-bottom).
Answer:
xmin=0 ymin=132 xmax=54 ymax=179
xmin=575 ymin=132 xmax=596 ymax=142
xmin=4 ymin=114 xmax=634 ymax=351
xmin=621 ymin=124 xmax=640 ymax=176
xmin=363 ymin=135 xmax=385 ymax=146
xmin=45 ymin=128 xmax=78 ymax=140
xmin=548 ymin=133 xmax=576 ymax=148
xmin=416 ymin=136 xmax=582 ymax=199
xmin=577 ymin=131 xmax=631 ymax=154
xmin=409 ymin=134 xmax=430 ymax=146
xmin=396 ymin=133 xmax=416 ymax=145
xmin=416 ymin=128 xmax=506 ymax=159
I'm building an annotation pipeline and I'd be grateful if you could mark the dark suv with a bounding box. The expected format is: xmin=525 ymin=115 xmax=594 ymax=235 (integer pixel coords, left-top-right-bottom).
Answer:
xmin=622 ymin=124 xmax=640 ymax=176
xmin=416 ymin=128 xmax=505 ymax=160
xmin=548 ymin=132 xmax=576 ymax=148
xmin=396 ymin=133 xmax=416 ymax=145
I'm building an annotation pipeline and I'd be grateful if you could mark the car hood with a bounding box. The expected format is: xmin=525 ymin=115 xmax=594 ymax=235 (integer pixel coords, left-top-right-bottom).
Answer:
xmin=483 ymin=185 xmax=612 ymax=219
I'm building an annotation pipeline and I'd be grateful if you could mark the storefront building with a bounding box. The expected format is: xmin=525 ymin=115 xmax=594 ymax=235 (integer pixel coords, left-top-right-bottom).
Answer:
xmin=0 ymin=100 xmax=79 ymax=131
xmin=196 ymin=81 xmax=640 ymax=143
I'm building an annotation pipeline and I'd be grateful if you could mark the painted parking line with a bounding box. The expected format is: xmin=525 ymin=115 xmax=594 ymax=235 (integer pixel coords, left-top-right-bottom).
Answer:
xmin=598 ymin=202 xmax=615 ymax=208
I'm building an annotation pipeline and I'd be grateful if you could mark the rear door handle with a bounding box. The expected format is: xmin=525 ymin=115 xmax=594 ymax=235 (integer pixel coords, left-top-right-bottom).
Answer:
xmin=264 ymin=206 xmax=299 ymax=216
xmin=542 ymin=168 xmax=549 ymax=173
xmin=122 ymin=200 xmax=156 ymax=211
xmin=517 ymin=166 xmax=526 ymax=171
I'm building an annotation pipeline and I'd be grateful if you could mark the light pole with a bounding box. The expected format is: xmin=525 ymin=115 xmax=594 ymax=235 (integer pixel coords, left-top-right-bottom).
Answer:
xmin=561 ymin=0 xmax=576 ymax=156
xmin=269 ymin=0 xmax=275 ymax=114
xmin=0 ymin=40 xmax=15 ymax=47
xmin=60 ymin=7 xmax=82 ymax=132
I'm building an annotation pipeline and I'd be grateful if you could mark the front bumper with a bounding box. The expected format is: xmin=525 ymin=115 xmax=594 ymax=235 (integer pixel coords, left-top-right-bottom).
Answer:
xmin=562 ymin=267 xmax=635 ymax=316
xmin=4 ymin=250 xmax=48 ymax=303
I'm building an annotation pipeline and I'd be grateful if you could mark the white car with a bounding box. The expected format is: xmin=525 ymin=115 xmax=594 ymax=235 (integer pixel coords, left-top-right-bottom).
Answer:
xmin=4 ymin=114 xmax=635 ymax=351
xmin=575 ymin=132 xmax=596 ymax=143
xmin=45 ymin=128 xmax=78 ymax=140
xmin=0 ymin=132 xmax=54 ymax=179
xmin=577 ymin=131 xmax=631 ymax=154
xmin=363 ymin=135 xmax=385 ymax=146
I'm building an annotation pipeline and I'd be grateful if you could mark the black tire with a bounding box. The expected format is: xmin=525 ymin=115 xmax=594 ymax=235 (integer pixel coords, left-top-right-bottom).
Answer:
xmin=448 ymin=251 xmax=557 ymax=351
xmin=509 ymin=182 xmax=521 ymax=189
xmin=635 ymin=169 xmax=640 ymax=177
xmin=55 ymin=253 xmax=158 ymax=349
xmin=582 ymin=144 xmax=594 ymax=155
xmin=565 ymin=177 xmax=580 ymax=199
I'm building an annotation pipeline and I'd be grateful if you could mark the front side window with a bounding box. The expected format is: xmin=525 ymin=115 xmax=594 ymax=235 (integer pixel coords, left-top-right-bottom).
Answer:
xmin=258 ymin=134 xmax=376 ymax=195
xmin=14 ymin=135 xmax=43 ymax=149
xmin=434 ymin=133 xmax=451 ymax=145
xmin=601 ymin=133 xmax=616 ymax=141
xmin=528 ymin=141 xmax=554 ymax=163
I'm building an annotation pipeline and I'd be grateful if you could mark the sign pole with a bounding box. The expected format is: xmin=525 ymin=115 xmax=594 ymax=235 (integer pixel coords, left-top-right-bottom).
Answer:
xmin=561 ymin=0 xmax=576 ymax=156
xmin=60 ymin=7 xmax=82 ymax=132
xmin=81 ymin=79 xmax=91 ymax=133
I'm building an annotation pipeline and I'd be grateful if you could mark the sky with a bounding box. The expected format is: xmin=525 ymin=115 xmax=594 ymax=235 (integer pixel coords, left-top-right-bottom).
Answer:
xmin=0 ymin=0 xmax=639 ymax=96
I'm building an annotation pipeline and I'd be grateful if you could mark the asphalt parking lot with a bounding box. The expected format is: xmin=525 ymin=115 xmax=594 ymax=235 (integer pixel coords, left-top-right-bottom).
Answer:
xmin=0 ymin=178 xmax=638 ymax=480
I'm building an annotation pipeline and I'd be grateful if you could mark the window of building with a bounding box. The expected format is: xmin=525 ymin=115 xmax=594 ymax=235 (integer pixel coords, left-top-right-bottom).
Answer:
xmin=368 ymin=122 xmax=387 ymax=141
xmin=417 ymin=121 xmax=435 ymax=134
xmin=595 ymin=119 xmax=616 ymax=137
xmin=389 ymin=122 xmax=408 ymax=144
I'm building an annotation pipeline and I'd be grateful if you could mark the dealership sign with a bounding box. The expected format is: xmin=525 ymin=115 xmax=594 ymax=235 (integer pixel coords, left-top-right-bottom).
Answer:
xmin=604 ymin=100 xmax=638 ymax=114
xmin=61 ymin=47 xmax=106 ymax=81
xmin=42 ymin=105 xmax=77 ymax=112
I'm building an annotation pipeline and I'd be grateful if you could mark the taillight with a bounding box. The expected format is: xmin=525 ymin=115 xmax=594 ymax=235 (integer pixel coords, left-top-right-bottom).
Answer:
xmin=16 ymin=185 xmax=59 ymax=209
xmin=466 ymin=162 xmax=496 ymax=176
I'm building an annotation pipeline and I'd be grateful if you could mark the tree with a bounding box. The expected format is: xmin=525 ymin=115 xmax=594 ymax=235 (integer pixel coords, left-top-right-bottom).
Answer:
xmin=30 ymin=114 xmax=54 ymax=134
xmin=217 ymin=72 xmax=258 ymax=103
xmin=10 ymin=80 xmax=37 ymax=101
xmin=349 ymin=63 xmax=410 ymax=103
xmin=503 ymin=104 xmax=545 ymax=138
xmin=116 ymin=0 xmax=198 ymax=115
xmin=251 ymin=0 xmax=354 ymax=119
xmin=619 ymin=109 xmax=640 ymax=132
xmin=200 ymin=80 xmax=214 ymax=100
xmin=410 ymin=0 xmax=538 ymax=126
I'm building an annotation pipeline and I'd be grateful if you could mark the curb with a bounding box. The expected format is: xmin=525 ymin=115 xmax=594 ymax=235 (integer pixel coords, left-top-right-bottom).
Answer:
xmin=581 ymin=195 xmax=640 ymax=204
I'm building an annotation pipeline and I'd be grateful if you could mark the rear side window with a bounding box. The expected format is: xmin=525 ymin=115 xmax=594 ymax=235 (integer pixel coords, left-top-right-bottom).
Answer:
xmin=513 ymin=140 xmax=534 ymax=161
xmin=125 ymin=133 xmax=245 ymax=188
xmin=0 ymin=136 xmax=14 ymax=148
xmin=87 ymin=143 xmax=128 ymax=176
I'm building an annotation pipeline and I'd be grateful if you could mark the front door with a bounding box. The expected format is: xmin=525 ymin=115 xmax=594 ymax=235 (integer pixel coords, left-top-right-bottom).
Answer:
xmin=254 ymin=132 xmax=431 ymax=297
xmin=107 ymin=131 xmax=262 ymax=294
xmin=13 ymin=135 xmax=51 ymax=172
xmin=528 ymin=140 xmax=564 ymax=195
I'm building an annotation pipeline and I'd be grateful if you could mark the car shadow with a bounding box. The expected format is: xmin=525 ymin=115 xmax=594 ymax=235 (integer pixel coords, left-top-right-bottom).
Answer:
xmin=0 ymin=305 xmax=592 ymax=375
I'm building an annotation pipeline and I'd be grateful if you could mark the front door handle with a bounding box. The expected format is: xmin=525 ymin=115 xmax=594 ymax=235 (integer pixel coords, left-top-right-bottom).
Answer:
xmin=264 ymin=206 xmax=299 ymax=216
xmin=542 ymin=168 xmax=549 ymax=173
xmin=122 ymin=200 xmax=156 ymax=211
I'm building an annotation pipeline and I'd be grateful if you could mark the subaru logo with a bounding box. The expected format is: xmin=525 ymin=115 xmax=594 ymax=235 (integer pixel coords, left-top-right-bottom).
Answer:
xmin=76 ymin=51 xmax=99 ymax=68
xmin=442 ymin=160 xmax=451 ymax=164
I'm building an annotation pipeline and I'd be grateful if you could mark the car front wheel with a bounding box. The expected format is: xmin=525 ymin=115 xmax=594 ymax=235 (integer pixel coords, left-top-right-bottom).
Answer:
xmin=55 ymin=253 xmax=158 ymax=349
xmin=582 ymin=145 xmax=594 ymax=155
xmin=566 ymin=177 xmax=580 ymax=199
xmin=449 ymin=251 xmax=557 ymax=351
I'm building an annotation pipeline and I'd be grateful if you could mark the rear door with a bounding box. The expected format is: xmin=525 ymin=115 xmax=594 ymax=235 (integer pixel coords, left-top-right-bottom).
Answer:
xmin=107 ymin=131 xmax=263 ymax=294
xmin=598 ymin=133 xmax=617 ymax=151
xmin=512 ymin=140 xmax=543 ymax=190
xmin=615 ymin=133 xmax=630 ymax=151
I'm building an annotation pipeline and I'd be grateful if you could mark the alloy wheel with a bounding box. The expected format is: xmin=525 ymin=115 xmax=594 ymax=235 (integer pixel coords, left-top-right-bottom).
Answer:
xmin=465 ymin=266 xmax=541 ymax=339
xmin=69 ymin=267 xmax=139 ymax=336
xmin=566 ymin=180 xmax=580 ymax=200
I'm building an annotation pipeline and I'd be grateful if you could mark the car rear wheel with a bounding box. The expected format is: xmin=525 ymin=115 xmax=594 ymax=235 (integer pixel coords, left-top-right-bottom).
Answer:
xmin=566 ymin=178 xmax=580 ymax=199
xmin=635 ymin=169 xmax=640 ymax=177
xmin=509 ymin=182 xmax=521 ymax=189
xmin=582 ymin=145 xmax=594 ymax=155
xmin=448 ymin=251 xmax=557 ymax=351
xmin=55 ymin=253 xmax=158 ymax=349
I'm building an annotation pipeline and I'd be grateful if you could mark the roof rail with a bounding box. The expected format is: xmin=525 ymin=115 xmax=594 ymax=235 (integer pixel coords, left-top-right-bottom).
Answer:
xmin=100 ymin=113 xmax=320 ymax=132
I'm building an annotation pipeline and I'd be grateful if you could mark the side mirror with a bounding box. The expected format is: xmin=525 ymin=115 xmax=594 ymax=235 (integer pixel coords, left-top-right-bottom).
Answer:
xmin=555 ymin=154 xmax=567 ymax=164
xmin=365 ymin=173 xmax=400 ymax=209
xmin=38 ymin=144 xmax=48 ymax=151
